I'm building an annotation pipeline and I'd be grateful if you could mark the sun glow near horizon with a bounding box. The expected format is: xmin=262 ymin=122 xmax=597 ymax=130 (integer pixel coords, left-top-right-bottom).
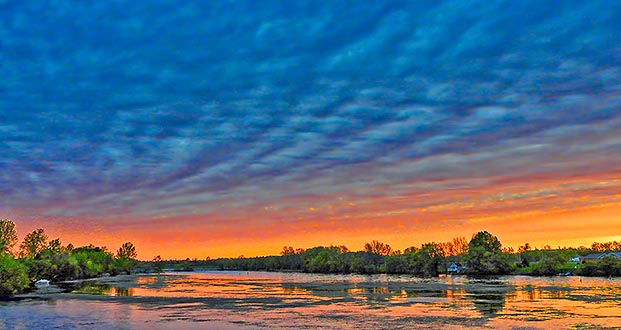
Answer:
xmin=2 ymin=1 xmax=621 ymax=261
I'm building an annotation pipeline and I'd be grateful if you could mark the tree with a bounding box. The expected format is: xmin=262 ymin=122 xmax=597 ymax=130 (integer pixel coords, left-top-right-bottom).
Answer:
xmin=414 ymin=243 xmax=443 ymax=277
xmin=531 ymin=254 xmax=566 ymax=276
xmin=438 ymin=237 xmax=469 ymax=257
xmin=115 ymin=243 xmax=138 ymax=274
xmin=19 ymin=228 xmax=48 ymax=258
xmin=466 ymin=231 xmax=513 ymax=275
xmin=116 ymin=242 xmax=137 ymax=260
xmin=469 ymin=231 xmax=502 ymax=254
xmin=281 ymin=246 xmax=295 ymax=256
xmin=451 ymin=236 xmax=469 ymax=255
xmin=152 ymin=255 xmax=163 ymax=273
xmin=517 ymin=242 xmax=532 ymax=254
xmin=364 ymin=240 xmax=393 ymax=256
xmin=0 ymin=219 xmax=18 ymax=255
xmin=48 ymin=238 xmax=62 ymax=253
xmin=404 ymin=246 xmax=420 ymax=254
xmin=0 ymin=254 xmax=30 ymax=297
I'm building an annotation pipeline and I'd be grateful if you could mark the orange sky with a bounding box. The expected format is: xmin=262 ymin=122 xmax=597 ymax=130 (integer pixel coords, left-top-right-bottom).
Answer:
xmin=2 ymin=0 xmax=621 ymax=263
xmin=10 ymin=172 xmax=621 ymax=260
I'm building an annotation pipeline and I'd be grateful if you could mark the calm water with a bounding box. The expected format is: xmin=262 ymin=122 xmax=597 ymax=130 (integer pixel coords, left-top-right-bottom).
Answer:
xmin=2 ymin=271 xmax=621 ymax=329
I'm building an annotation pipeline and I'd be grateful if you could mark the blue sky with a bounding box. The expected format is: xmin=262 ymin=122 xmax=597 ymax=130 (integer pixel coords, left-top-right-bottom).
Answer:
xmin=1 ymin=1 xmax=620 ymax=257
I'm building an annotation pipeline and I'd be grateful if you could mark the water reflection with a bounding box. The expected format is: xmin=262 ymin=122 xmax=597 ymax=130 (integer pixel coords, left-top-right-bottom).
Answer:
xmin=469 ymin=292 xmax=506 ymax=316
xmin=5 ymin=272 xmax=621 ymax=329
xmin=61 ymin=281 xmax=135 ymax=297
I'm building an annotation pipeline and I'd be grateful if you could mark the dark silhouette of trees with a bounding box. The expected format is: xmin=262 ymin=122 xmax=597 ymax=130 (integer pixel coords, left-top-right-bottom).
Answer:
xmin=152 ymin=255 xmax=163 ymax=273
xmin=364 ymin=240 xmax=393 ymax=256
xmin=281 ymin=246 xmax=295 ymax=255
xmin=517 ymin=243 xmax=531 ymax=254
xmin=117 ymin=242 xmax=137 ymax=260
xmin=0 ymin=219 xmax=18 ymax=255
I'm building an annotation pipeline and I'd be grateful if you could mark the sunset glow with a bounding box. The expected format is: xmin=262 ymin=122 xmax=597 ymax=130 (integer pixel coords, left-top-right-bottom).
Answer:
xmin=2 ymin=1 xmax=620 ymax=260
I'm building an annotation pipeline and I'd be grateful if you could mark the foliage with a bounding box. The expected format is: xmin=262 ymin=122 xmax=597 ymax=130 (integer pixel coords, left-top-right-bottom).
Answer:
xmin=19 ymin=228 xmax=48 ymax=258
xmin=591 ymin=241 xmax=621 ymax=252
xmin=530 ymin=254 xmax=567 ymax=276
xmin=0 ymin=254 xmax=30 ymax=297
xmin=438 ymin=237 xmax=468 ymax=256
xmin=113 ymin=242 xmax=138 ymax=274
xmin=364 ymin=240 xmax=393 ymax=256
xmin=469 ymin=231 xmax=502 ymax=254
xmin=152 ymin=255 xmax=163 ymax=273
xmin=117 ymin=242 xmax=137 ymax=260
xmin=0 ymin=219 xmax=18 ymax=255
xmin=466 ymin=231 xmax=514 ymax=275
xmin=0 ymin=225 xmax=143 ymax=296
xmin=577 ymin=257 xmax=621 ymax=277
xmin=71 ymin=248 xmax=115 ymax=278
xmin=466 ymin=248 xmax=515 ymax=275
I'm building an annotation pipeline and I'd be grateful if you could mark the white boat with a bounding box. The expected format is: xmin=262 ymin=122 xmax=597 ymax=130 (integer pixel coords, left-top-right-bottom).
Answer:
xmin=35 ymin=279 xmax=50 ymax=287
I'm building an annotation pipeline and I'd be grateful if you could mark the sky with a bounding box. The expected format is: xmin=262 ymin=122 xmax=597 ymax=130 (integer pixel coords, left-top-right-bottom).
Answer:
xmin=1 ymin=1 xmax=620 ymax=259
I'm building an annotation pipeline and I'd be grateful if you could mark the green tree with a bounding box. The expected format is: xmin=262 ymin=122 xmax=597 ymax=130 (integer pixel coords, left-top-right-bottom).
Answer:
xmin=115 ymin=242 xmax=138 ymax=274
xmin=408 ymin=242 xmax=443 ymax=277
xmin=48 ymin=238 xmax=62 ymax=253
xmin=531 ymin=254 xmax=566 ymax=276
xmin=469 ymin=231 xmax=502 ymax=254
xmin=69 ymin=245 xmax=115 ymax=278
xmin=466 ymin=231 xmax=513 ymax=275
xmin=117 ymin=242 xmax=137 ymax=260
xmin=0 ymin=219 xmax=18 ymax=255
xmin=19 ymin=228 xmax=48 ymax=258
xmin=0 ymin=254 xmax=30 ymax=297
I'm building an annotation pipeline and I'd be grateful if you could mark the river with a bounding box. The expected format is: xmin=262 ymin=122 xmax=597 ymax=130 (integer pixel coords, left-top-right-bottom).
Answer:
xmin=1 ymin=271 xmax=620 ymax=329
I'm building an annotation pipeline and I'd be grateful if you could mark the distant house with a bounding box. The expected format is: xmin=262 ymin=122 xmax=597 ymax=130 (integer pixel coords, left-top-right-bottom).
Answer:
xmin=580 ymin=252 xmax=621 ymax=263
xmin=447 ymin=263 xmax=463 ymax=274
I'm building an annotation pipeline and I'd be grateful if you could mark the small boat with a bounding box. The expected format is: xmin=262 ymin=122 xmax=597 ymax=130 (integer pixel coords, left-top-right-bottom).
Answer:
xmin=35 ymin=279 xmax=50 ymax=287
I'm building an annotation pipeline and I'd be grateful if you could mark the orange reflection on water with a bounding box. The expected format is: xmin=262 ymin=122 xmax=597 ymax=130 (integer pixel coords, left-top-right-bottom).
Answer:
xmin=53 ymin=272 xmax=621 ymax=329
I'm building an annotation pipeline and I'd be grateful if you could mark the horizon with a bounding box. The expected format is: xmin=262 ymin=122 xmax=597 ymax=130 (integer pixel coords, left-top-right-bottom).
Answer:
xmin=8 ymin=221 xmax=621 ymax=260
xmin=2 ymin=1 xmax=621 ymax=260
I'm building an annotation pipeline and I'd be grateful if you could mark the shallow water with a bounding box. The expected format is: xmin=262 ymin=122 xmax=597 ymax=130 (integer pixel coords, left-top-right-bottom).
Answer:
xmin=2 ymin=271 xmax=621 ymax=329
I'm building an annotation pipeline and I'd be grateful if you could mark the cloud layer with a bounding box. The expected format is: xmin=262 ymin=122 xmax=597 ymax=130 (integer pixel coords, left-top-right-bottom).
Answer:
xmin=1 ymin=1 xmax=620 ymax=256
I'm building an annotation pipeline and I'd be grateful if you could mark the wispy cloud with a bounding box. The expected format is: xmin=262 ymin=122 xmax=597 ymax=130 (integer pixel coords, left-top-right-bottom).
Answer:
xmin=1 ymin=1 xmax=620 ymax=254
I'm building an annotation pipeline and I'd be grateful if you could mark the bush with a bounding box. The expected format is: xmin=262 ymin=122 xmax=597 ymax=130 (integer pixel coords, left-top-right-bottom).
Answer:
xmin=0 ymin=254 xmax=30 ymax=297
xmin=23 ymin=258 xmax=55 ymax=282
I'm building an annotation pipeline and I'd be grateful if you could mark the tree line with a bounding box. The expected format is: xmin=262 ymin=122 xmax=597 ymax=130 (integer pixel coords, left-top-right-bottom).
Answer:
xmin=0 ymin=219 xmax=139 ymax=297
xmin=5 ymin=217 xmax=621 ymax=297
xmin=210 ymin=231 xmax=621 ymax=278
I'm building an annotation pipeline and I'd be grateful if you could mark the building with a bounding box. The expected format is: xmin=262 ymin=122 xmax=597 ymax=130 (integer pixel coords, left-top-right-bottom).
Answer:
xmin=447 ymin=263 xmax=463 ymax=274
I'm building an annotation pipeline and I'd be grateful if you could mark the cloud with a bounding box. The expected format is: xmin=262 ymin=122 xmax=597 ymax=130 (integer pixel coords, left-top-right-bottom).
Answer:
xmin=1 ymin=0 xmax=620 ymax=235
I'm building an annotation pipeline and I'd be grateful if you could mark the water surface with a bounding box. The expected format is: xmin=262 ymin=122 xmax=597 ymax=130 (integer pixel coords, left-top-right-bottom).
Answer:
xmin=2 ymin=271 xmax=621 ymax=329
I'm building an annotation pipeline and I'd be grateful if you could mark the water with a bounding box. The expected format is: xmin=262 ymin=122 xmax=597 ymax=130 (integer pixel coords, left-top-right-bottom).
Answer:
xmin=1 ymin=271 xmax=621 ymax=329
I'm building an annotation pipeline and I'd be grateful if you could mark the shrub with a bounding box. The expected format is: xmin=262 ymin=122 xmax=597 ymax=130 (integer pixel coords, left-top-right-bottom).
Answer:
xmin=0 ymin=254 xmax=30 ymax=297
